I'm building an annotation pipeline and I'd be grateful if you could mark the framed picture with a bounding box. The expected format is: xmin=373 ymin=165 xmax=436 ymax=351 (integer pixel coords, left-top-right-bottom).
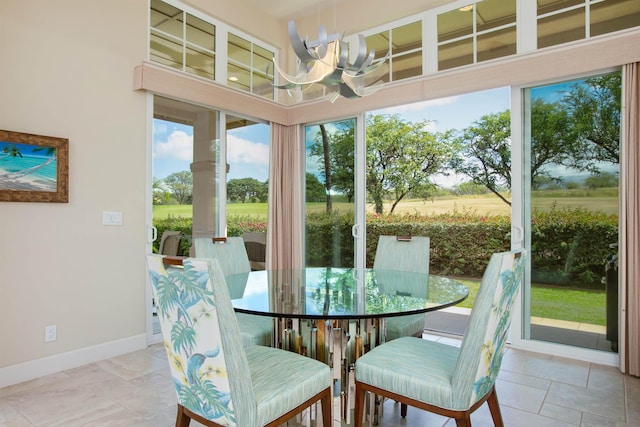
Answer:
xmin=0 ymin=130 xmax=69 ymax=203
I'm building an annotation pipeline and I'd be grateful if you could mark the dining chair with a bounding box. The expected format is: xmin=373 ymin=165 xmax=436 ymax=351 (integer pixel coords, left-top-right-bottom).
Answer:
xmin=373 ymin=235 xmax=431 ymax=341
xmin=354 ymin=249 xmax=526 ymax=427
xmin=194 ymin=236 xmax=273 ymax=347
xmin=158 ymin=230 xmax=184 ymax=256
xmin=146 ymin=255 xmax=332 ymax=427
xmin=242 ymin=231 xmax=267 ymax=271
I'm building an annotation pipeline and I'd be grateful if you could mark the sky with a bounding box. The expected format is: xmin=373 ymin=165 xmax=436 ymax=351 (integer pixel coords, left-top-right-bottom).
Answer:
xmin=152 ymin=120 xmax=270 ymax=181
xmin=152 ymin=86 xmax=511 ymax=186
xmin=374 ymin=87 xmax=510 ymax=133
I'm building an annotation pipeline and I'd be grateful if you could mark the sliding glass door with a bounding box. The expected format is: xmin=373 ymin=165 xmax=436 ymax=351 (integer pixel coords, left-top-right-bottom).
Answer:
xmin=515 ymin=71 xmax=621 ymax=356
xmin=304 ymin=117 xmax=366 ymax=268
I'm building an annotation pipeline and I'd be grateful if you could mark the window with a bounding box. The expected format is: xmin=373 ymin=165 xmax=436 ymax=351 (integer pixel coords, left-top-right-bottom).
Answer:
xmin=538 ymin=0 xmax=640 ymax=49
xmin=365 ymin=21 xmax=423 ymax=83
xmin=227 ymin=34 xmax=275 ymax=100
xmin=149 ymin=0 xmax=276 ymax=100
xmin=150 ymin=0 xmax=215 ymax=79
xmin=437 ymin=0 xmax=516 ymax=71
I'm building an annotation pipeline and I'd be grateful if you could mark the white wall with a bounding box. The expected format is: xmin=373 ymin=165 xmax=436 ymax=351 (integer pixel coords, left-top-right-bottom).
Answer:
xmin=0 ymin=0 xmax=149 ymax=384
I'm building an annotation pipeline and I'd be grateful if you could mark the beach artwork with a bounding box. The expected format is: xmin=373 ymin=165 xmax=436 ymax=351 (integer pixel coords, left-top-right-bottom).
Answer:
xmin=0 ymin=142 xmax=57 ymax=192
xmin=0 ymin=130 xmax=69 ymax=203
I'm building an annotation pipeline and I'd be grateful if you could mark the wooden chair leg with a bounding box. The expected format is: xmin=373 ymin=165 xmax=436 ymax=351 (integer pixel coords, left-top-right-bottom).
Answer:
xmin=176 ymin=404 xmax=191 ymax=427
xmin=486 ymin=386 xmax=505 ymax=427
xmin=354 ymin=384 xmax=366 ymax=427
xmin=321 ymin=389 xmax=332 ymax=427
xmin=401 ymin=403 xmax=408 ymax=417
xmin=454 ymin=414 xmax=471 ymax=427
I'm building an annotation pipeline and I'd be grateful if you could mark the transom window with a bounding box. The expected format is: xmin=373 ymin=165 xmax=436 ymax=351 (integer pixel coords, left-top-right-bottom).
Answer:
xmin=538 ymin=0 xmax=640 ymax=49
xmin=365 ymin=21 xmax=423 ymax=83
xmin=227 ymin=34 xmax=275 ymax=100
xmin=150 ymin=0 xmax=215 ymax=79
xmin=437 ymin=0 xmax=517 ymax=71
xmin=149 ymin=0 xmax=640 ymax=100
xmin=149 ymin=0 xmax=276 ymax=100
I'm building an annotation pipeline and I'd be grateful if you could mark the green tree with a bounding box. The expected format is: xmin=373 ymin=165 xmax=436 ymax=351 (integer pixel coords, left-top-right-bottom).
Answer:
xmin=309 ymin=120 xmax=355 ymax=212
xmin=452 ymin=181 xmax=489 ymax=196
xmin=152 ymin=176 xmax=171 ymax=205
xmin=452 ymin=99 xmax=596 ymax=203
xmin=306 ymin=173 xmax=326 ymax=202
xmin=584 ymin=171 xmax=618 ymax=189
xmin=366 ymin=114 xmax=455 ymax=214
xmin=319 ymin=124 xmax=333 ymax=212
xmin=450 ymin=110 xmax=512 ymax=205
xmin=562 ymin=73 xmax=621 ymax=167
xmin=529 ymin=98 xmax=584 ymax=189
xmin=164 ymin=171 xmax=193 ymax=205
xmin=227 ymin=177 xmax=267 ymax=203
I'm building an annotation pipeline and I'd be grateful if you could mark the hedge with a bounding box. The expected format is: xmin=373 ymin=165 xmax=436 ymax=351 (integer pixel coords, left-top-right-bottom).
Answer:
xmin=153 ymin=207 xmax=617 ymax=289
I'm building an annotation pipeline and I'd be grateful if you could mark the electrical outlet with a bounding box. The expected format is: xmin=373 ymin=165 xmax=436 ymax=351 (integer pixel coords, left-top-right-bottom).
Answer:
xmin=45 ymin=325 xmax=57 ymax=342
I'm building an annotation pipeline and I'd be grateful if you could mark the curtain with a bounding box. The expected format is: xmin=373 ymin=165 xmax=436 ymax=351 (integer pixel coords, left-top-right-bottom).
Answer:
xmin=620 ymin=62 xmax=640 ymax=376
xmin=267 ymin=123 xmax=303 ymax=270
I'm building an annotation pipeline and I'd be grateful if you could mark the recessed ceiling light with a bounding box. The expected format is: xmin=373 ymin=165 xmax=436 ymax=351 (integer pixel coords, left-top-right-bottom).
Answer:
xmin=228 ymin=76 xmax=238 ymax=82
xmin=459 ymin=5 xmax=473 ymax=12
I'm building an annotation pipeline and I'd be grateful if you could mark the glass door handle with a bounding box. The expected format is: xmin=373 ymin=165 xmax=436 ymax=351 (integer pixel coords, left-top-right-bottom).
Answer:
xmin=148 ymin=225 xmax=157 ymax=244
xmin=512 ymin=226 xmax=523 ymax=246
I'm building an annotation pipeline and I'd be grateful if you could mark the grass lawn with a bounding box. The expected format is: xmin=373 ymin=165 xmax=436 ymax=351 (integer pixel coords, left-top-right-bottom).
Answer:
xmin=154 ymin=187 xmax=617 ymax=220
xmin=153 ymin=203 xmax=269 ymax=220
xmin=454 ymin=278 xmax=605 ymax=326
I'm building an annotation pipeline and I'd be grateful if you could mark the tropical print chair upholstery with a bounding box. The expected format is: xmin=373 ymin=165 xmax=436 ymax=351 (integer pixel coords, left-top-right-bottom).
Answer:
xmin=194 ymin=236 xmax=273 ymax=347
xmin=146 ymin=255 xmax=332 ymax=427
xmin=373 ymin=235 xmax=431 ymax=341
xmin=355 ymin=250 xmax=526 ymax=427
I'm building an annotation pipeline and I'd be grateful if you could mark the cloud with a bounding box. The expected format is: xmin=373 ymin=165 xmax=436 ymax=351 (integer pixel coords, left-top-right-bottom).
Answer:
xmin=154 ymin=130 xmax=193 ymax=161
xmin=377 ymin=95 xmax=460 ymax=115
xmin=227 ymin=134 xmax=269 ymax=166
xmin=152 ymin=130 xmax=269 ymax=174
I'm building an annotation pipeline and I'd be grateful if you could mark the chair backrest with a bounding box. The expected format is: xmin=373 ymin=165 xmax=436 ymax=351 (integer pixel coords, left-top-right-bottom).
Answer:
xmin=242 ymin=232 xmax=266 ymax=270
xmin=451 ymin=249 xmax=526 ymax=409
xmin=373 ymin=235 xmax=430 ymax=274
xmin=146 ymin=255 xmax=256 ymax=426
xmin=158 ymin=230 xmax=183 ymax=256
xmin=194 ymin=236 xmax=251 ymax=276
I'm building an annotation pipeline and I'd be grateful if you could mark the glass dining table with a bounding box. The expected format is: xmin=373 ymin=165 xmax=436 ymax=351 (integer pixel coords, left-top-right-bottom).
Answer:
xmin=225 ymin=267 xmax=468 ymax=426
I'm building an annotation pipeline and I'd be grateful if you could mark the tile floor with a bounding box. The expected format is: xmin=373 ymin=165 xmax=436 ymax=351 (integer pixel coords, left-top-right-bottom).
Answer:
xmin=1 ymin=333 xmax=639 ymax=427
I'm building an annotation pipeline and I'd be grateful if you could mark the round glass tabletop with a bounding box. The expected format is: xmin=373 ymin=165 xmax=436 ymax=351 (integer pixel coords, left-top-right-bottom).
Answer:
xmin=227 ymin=267 xmax=469 ymax=319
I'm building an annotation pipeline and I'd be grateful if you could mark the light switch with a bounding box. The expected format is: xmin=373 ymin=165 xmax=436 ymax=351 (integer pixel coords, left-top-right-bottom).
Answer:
xmin=102 ymin=211 xmax=123 ymax=226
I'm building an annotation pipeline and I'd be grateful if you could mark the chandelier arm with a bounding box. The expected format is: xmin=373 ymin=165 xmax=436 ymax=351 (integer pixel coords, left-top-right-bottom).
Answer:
xmin=288 ymin=20 xmax=316 ymax=63
xmin=350 ymin=52 xmax=390 ymax=76
xmin=271 ymin=55 xmax=335 ymax=86
xmin=336 ymin=40 xmax=349 ymax=69
xmin=341 ymin=74 xmax=385 ymax=97
xmin=354 ymin=49 xmax=376 ymax=74
xmin=312 ymin=25 xmax=329 ymax=60
xmin=346 ymin=34 xmax=370 ymax=72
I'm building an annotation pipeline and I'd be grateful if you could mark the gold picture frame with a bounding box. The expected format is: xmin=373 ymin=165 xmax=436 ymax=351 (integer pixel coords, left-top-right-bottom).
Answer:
xmin=0 ymin=130 xmax=69 ymax=203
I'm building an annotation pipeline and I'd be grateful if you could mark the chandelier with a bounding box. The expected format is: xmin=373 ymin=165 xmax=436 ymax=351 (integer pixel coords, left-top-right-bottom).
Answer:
xmin=270 ymin=21 xmax=388 ymax=103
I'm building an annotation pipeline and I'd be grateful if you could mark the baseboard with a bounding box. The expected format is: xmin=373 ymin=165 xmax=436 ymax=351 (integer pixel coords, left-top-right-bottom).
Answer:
xmin=0 ymin=333 xmax=148 ymax=389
